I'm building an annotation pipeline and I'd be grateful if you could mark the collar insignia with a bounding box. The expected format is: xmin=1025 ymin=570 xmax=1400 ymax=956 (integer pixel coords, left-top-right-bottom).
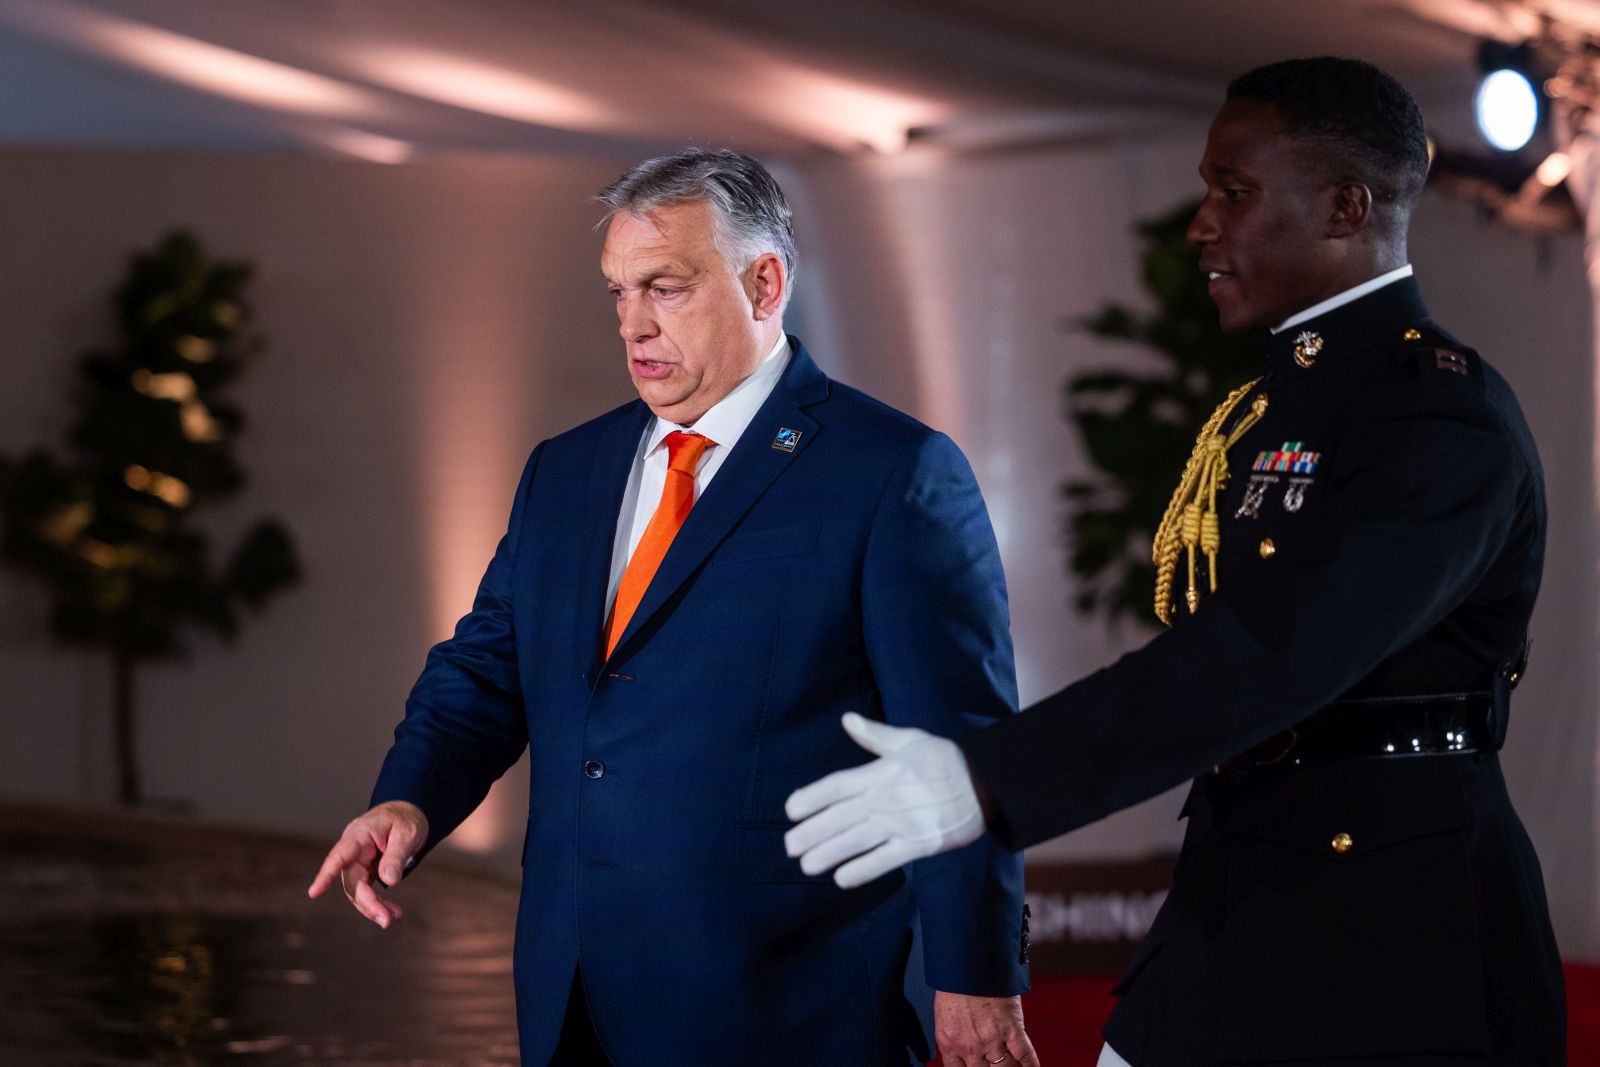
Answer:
xmin=1292 ymin=330 xmax=1325 ymax=368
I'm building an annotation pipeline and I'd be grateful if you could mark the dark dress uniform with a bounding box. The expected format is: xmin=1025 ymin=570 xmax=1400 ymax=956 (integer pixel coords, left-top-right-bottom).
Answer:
xmin=962 ymin=276 xmax=1566 ymax=1065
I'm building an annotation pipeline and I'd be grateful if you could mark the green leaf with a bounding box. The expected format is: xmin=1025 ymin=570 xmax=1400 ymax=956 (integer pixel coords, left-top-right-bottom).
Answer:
xmin=1064 ymin=197 xmax=1261 ymax=630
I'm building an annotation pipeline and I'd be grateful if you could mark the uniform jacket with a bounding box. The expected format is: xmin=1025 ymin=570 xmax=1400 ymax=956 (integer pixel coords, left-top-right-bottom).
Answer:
xmin=963 ymin=278 xmax=1564 ymax=1065
xmin=371 ymin=339 xmax=1029 ymax=1066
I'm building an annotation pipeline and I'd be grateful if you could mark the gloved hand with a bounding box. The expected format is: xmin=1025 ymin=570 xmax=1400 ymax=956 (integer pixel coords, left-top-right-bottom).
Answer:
xmin=784 ymin=712 xmax=986 ymax=889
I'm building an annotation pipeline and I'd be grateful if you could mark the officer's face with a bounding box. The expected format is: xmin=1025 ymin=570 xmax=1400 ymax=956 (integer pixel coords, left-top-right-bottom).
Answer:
xmin=1188 ymin=100 xmax=1345 ymax=335
xmin=602 ymin=200 xmax=775 ymax=425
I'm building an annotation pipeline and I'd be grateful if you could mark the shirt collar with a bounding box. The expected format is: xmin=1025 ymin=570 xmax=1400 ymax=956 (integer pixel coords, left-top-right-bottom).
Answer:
xmin=1271 ymin=264 xmax=1414 ymax=334
xmin=644 ymin=333 xmax=790 ymax=455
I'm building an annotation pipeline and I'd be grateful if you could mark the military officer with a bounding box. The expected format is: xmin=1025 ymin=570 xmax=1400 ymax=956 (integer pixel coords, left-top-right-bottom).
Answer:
xmin=785 ymin=56 xmax=1566 ymax=1065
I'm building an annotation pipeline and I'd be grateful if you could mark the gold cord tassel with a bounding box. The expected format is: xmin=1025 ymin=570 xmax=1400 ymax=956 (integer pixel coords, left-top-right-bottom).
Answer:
xmin=1152 ymin=379 xmax=1265 ymax=625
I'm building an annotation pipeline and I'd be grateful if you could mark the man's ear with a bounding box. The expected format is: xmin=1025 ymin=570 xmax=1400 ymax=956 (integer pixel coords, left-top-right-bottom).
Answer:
xmin=747 ymin=252 xmax=786 ymax=320
xmin=1327 ymin=181 xmax=1373 ymax=238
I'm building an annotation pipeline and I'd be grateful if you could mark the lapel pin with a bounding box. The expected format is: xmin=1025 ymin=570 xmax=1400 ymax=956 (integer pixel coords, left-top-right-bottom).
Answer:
xmin=771 ymin=427 xmax=802 ymax=452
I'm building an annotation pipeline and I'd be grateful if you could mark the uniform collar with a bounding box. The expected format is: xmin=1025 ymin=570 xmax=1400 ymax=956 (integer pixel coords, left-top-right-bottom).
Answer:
xmin=1262 ymin=273 xmax=1429 ymax=379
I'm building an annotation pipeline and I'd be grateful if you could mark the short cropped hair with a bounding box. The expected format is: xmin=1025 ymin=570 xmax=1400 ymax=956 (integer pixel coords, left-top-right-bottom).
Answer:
xmin=1228 ymin=57 xmax=1430 ymax=212
xmin=598 ymin=148 xmax=798 ymax=303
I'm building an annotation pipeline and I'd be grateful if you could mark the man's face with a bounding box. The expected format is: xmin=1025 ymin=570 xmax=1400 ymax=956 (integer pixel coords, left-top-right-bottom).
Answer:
xmin=1188 ymin=99 xmax=1343 ymax=335
xmin=601 ymin=200 xmax=770 ymax=425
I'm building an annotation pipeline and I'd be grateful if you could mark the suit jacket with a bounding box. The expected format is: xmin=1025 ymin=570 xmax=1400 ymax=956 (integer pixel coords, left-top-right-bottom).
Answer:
xmin=963 ymin=279 xmax=1565 ymax=1065
xmin=371 ymin=339 xmax=1029 ymax=1066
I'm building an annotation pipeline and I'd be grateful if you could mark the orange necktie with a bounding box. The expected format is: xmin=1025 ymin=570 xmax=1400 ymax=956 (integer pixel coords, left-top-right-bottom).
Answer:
xmin=605 ymin=431 xmax=714 ymax=656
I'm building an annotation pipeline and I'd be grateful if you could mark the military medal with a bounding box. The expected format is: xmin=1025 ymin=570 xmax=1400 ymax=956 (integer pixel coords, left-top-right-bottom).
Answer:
xmin=1253 ymin=442 xmax=1320 ymax=475
xmin=1292 ymin=330 xmax=1324 ymax=368
xmin=1283 ymin=479 xmax=1310 ymax=512
xmin=1236 ymin=475 xmax=1275 ymax=519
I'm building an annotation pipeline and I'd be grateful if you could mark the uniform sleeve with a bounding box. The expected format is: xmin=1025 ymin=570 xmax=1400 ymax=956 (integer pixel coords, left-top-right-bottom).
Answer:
xmin=963 ymin=379 xmax=1525 ymax=851
xmin=368 ymin=445 xmax=542 ymax=859
xmin=861 ymin=431 xmax=1030 ymax=995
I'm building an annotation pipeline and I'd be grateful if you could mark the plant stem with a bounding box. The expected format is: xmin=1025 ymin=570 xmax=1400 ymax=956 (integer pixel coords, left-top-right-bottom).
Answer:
xmin=112 ymin=647 xmax=140 ymax=806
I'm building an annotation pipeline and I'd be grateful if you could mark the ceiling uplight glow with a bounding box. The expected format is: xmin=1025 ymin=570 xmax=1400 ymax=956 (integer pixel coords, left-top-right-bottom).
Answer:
xmin=350 ymin=48 xmax=611 ymax=129
xmin=314 ymin=126 xmax=415 ymax=164
xmin=764 ymin=70 xmax=945 ymax=153
xmin=81 ymin=20 xmax=374 ymax=117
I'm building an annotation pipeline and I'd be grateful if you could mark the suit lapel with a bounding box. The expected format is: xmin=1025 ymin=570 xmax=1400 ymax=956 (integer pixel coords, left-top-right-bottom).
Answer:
xmin=605 ymin=341 xmax=829 ymax=664
xmin=574 ymin=402 xmax=652 ymax=678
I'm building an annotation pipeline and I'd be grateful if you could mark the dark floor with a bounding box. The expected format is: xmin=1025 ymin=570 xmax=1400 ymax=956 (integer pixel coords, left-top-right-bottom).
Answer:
xmin=0 ymin=804 xmax=520 ymax=1066
xmin=6 ymin=803 xmax=1596 ymax=1066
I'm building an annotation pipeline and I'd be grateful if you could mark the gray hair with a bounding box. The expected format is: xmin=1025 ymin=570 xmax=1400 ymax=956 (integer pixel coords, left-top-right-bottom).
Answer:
xmin=597 ymin=148 xmax=797 ymax=306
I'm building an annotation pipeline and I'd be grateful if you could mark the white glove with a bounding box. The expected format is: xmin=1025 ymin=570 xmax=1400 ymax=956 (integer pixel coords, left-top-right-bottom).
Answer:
xmin=784 ymin=712 xmax=986 ymax=889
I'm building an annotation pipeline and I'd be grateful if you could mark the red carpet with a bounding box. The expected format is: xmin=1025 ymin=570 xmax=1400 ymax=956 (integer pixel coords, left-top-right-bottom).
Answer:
xmin=933 ymin=963 xmax=1600 ymax=1065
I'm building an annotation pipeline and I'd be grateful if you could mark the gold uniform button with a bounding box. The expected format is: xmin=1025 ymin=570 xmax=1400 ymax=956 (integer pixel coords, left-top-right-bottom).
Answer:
xmin=1331 ymin=832 xmax=1354 ymax=854
xmin=1403 ymin=328 xmax=1423 ymax=341
xmin=1259 ymin=538 xmax=1276 ymax=559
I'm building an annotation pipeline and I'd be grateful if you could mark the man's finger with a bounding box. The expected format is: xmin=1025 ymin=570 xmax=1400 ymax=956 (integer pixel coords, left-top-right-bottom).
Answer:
xmin=351 ymin=874 xmax=396 ymax=929
xmin=377 ymin=820 xmax=424 ymax=887
xmin=784 ymin=794 xmax=870 ymax=856
xmin=840 ymin=711 xmax=920 ymax=757
xmin=308 ymin=834 xmax=369 ymax=899
xmin=797 ymin=819 xmax=891 ymax=877
xmin=1008 ymin=1031 xmax=1041 ymax=1067
xmin=834 ymin=836 xmax=919 ymax=889
xmin=785 ymin=760 xmax=889 ymax=821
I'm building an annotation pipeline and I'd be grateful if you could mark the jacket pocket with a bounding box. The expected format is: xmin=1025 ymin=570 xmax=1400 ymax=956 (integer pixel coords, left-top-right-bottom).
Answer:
xmin=712 ymin=524 xmax=820 ymax=565
xmin=1214 ymin=759 xmax=1488 ymax=1061
xmin=736 ymin=822 xmax=836 ymax=885
xmin=1108 ymin=929 xmax=1164 ymax=997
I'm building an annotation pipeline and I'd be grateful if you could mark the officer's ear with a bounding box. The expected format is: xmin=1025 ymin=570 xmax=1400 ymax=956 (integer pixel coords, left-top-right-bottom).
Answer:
xmin=1326 ymin=181 xmax=1374 ymax=238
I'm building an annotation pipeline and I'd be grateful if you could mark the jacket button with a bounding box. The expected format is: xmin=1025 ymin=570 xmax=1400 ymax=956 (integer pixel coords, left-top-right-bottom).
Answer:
xmin=583 ymin=760 xmax=606 ymax=780
xmin=1331 ymin=832 xmax=1353 ymax=854
xmin=1259 ymin=538 xmax=1276 ymax=559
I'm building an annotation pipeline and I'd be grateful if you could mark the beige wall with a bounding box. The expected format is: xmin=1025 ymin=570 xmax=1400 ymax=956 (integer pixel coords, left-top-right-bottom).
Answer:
xmin=0 ymin=147 xmax=637 ymax=861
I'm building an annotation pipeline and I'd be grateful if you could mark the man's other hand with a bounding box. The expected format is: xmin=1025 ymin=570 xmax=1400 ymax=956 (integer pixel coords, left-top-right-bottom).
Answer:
xmin=935 ymin=991 xmax=1040 ymax=1067
xmin=784 ymin=712 xmax=986 ymax=888
xmin=306 ymin=800 xmax=429 ymax=928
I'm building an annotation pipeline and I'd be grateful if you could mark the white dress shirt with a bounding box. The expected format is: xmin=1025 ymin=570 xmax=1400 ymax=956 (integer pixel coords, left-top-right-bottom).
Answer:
xmin=1271 ymin=263 xmax=1414 ymax=334
xmin=605 ymin=334 xmax=791 ymax=612
xmin=1097 ymin=1043 xmax=1133 ymax=1067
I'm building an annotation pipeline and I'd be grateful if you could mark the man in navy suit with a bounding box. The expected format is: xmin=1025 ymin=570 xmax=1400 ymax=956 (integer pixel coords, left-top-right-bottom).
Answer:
xmin=310 ymin=149 xmax=1035 ymax=1066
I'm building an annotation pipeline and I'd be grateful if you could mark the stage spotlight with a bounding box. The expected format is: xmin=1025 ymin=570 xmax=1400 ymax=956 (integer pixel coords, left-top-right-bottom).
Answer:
xmin=1476 ymin=68 xmax=1539 ymax=151
xmin=1474 ymin=41 xmax=1541 ymax=153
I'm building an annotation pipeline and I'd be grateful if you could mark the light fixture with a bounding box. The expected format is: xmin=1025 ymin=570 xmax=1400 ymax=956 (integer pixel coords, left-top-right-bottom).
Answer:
xmin=1474 ymin=41 xmax=1541 ymax=152
xmin=1476 ymin=69 xmax=1539 ymax=151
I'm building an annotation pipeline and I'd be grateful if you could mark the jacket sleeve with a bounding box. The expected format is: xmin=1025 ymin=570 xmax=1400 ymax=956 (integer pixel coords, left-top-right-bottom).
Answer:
xmin=962 ymin=378 xmax=1528 ymax=851
xmin=860 ymin=430 xmax=1030 ymax=996
xmin=368 ymin=444 xmax=542 ymax=859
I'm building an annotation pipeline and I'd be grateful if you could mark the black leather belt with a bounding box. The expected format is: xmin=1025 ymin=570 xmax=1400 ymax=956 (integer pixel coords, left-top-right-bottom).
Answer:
xmin=1237 ymin=692 xmax=1495 ymax=767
